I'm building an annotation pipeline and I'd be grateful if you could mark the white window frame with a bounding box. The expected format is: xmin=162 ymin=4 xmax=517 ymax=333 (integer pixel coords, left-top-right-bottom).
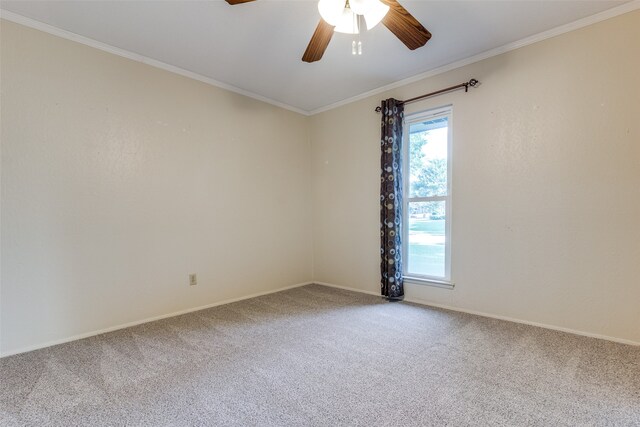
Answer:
xmin=402 ymin=106 xmax=454 ymax=289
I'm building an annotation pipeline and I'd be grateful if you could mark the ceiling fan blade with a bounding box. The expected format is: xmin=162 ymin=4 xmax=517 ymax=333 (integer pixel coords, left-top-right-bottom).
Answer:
xmin=381 ymin=0 xmax=431 ymax=50
xmin=302 ymin=19 xmax=335 ymax=63
xmin=225 ymin=0 xmax=256 ymax=4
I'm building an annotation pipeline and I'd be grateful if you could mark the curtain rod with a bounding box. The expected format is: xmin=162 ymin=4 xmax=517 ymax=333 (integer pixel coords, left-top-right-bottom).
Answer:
xmin=374 ymin=79 xmax=479 ymax=113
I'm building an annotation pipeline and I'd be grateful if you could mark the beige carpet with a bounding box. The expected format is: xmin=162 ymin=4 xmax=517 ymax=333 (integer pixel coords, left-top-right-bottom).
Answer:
xmin=1 ymin=284 xmax=638 ymax=426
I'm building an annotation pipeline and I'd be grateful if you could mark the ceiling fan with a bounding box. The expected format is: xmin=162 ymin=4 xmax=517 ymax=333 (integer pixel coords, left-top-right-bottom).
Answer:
xmin=225 ymin=0 xmax=432 ymax=63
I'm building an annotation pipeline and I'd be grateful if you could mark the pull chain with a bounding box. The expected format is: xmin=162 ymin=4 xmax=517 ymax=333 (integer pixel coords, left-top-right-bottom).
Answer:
xmin=352 ymin=14 xmax=362 ymax=56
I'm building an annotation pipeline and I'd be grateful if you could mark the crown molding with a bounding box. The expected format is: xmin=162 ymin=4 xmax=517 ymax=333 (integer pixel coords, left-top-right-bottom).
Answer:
xmin=2 ymin=1 xmax=639 ymax=117
xmin=307 ymin=0 xmax=640 ymax=115
xmin=0 ymin=9 xmax=310 ymax=116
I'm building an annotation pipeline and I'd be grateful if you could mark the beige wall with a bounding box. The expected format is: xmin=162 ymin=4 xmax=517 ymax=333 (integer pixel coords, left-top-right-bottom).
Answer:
xmin=2 ymin=10 xmax=639 ymax=355
xmin=310 ymin=11 xmax=640 ymax=343
xmin=0 ymin=21 xmax=312 ymax=355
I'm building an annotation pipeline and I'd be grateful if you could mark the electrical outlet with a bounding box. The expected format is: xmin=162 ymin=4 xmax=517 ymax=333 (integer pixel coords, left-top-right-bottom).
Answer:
xmin=189 ymin=274 xmax=197 ymax=286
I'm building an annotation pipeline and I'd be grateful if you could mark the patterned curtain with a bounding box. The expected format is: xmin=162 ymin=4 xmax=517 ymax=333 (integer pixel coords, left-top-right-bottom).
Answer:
xmin=380 ymin=98 xmax=404 ymax=300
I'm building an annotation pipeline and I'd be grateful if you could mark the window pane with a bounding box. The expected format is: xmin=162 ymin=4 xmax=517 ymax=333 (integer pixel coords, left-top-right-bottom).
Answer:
xmin=408 ymin=117 xmax=448 ymax=198
xmin=407 ymin=201 xmax=446 ymax=278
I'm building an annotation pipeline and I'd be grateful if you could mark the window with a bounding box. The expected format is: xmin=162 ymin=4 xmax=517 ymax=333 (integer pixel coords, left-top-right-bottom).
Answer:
xmin=403 ymin=106 xmax=452 ymax=286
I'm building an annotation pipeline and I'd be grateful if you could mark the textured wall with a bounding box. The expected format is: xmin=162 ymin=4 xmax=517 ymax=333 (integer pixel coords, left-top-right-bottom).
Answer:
xmin=0 ymin=21 xmax=312 ymax=355
xmin=2 ymin=10 xmax=639 ymax=355
xmin=310 ymin=11 xmax=640 ymax=343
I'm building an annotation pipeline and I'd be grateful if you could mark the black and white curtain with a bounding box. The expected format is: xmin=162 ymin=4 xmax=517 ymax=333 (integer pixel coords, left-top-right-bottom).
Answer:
xmin=379 ymin=99 xmax=404 ymax=300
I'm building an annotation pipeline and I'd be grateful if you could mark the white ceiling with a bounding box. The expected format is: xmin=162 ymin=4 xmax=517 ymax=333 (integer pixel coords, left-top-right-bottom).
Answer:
xmin=0 ymin=0 xmax=633 ymax=113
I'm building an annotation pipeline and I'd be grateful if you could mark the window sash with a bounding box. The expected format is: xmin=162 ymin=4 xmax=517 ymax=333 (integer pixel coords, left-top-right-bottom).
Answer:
xmin=406 ymin=195 xmax=447 ymax=203
xmin=403 ymin=107 xmax=452 ymax=283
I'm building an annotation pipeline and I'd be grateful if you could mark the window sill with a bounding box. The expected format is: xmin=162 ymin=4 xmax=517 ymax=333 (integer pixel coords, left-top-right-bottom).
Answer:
xmin=403 ymin=276 xmax=455 ymax=290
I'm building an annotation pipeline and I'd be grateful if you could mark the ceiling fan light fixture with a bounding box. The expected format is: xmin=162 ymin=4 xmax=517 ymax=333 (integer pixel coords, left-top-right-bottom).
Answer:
xmin=363 ymin=0 xmax=390 ymax=30
xmin=349 ymin=0 xmax=372 ymax=15
xmin=318 ymin=0 xmax=388 ymax=33
xmin=317 ymin=0 xmax=345 ymax=26
xmin=333 ymin=9 xmax=359 ymax=34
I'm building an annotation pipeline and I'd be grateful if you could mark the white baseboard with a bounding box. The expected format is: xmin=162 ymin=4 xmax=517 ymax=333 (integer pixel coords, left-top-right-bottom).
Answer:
xmin=4 ymin=279 xmax=636 ymax=357
xmin=312 ymin=281 xmax=640 ymax=347
xmin=313 ymin=281 xmax=382 ymax=297
xmin=0 ymin=281 xmax=313 ymax=358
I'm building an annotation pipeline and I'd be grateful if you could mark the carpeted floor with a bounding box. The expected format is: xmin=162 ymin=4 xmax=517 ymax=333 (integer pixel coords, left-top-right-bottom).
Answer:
xmin=1 ymin=284 xmax=639 ymax=426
